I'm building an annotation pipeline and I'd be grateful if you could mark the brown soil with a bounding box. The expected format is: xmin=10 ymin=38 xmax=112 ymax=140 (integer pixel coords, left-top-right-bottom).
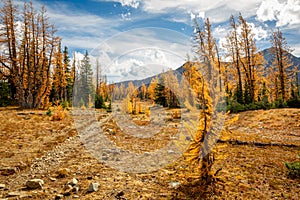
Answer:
xmin=0 ymin=107 xmax=299 ymax=199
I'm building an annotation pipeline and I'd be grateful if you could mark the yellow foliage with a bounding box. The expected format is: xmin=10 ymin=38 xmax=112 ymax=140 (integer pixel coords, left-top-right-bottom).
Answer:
xmin=172 ymin=110 xmax=181 ymax=119
xmin=223 ymin=115 xmax=239 ymax=129
xmin=137 ymin=102 xmax=142 ymax=114
xmin=88 ymin=94 xmax=94 ymax=108
xmin=228 ymin=115 xmax=239 ymax=124
xmin=147 ymin=77 xmax=158 ymax=102
xmin=145 ymin=106 xmax=150 ymax=117
xmin=50 ymin=105 xmax=67 ymax=121
xmin=128 ymin=101 xmax=133 ymax=114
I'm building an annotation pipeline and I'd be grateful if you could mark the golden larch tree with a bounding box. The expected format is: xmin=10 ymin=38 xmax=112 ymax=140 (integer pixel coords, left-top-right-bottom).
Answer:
xmin=185 ymin=18 xmax=225 ymax=188
xmin=270 ymin=28 xmax=295 ymax=101
xmin=0 ymin=0 xmax=58 ymax=108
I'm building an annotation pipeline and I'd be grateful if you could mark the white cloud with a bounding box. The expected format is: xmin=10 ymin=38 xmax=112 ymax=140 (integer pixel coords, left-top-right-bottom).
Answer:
xmin=257 ymin=0 xmax=300 ymax=27
xmin=277 ymin=0 xmax=300 ymax=26
xmin=36 ymin=1 xmax=123 ymax=50
xmin=111 ymin=0 xmax=300 ymax=29
xmin=213 ymin=26 xmax=228 ymax=43
xmin=212 ymin=26 xmax=229 ymax=53
xmin=141 ymin=0 xmax=223 ymax=14
xmin=98 ymin=0 xmax=140 ymax=8
xmin=166 ymin=15 xmax=189 ymax=24
xmin=198 ymin=12 xmax=205 ymax=19
xmin=247 ymin=23 xmax=269 ymax=40
xmin=257 ymin=0 xmax=300 ymax=55
xmin=49 ymin=13 xmax=112 ymax=33
xmin=9 ymin=0 xmax=122 ymax=50
xmin=190 ymin=12 xmax=196 ymax=20
xmin=213 ymin=22 xmax=268 ymax=55
xmin=62 ymin=36 xmax=104 ymax=49
xmin=47 ymin=5 xmax=118 ymax=31
xmin=214 ymin=22 xmax=268 ymax=42
xmin=74 ymin=51 xmax=85 ymax=62
xmin=118 ymin=0 xmax=140 ymax=8
xmin=121 ymin=12 xmax=132 ymax=20
xmin=256 ymin=0 xmax=281 ymax=21
xmin=89 ymin=28 xmax=191 ymax=82
xmin=190 ymin=11 xmax=205 ymax=20
xmin=79 ymin=47 xmax=186 ymax=83
xmin=92 ymin=28 xmax=190 ymax=57
xmin=113 ymin=0 xmax=262 ymax=23
xmin=106 ymin=48 xmax=181 ymax=82
xmin=292 ymin=46 xmax=300 ymax=57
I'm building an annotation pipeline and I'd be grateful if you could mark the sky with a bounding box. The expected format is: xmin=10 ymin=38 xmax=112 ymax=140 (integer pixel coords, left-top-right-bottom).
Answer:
xmin=7 ymin=0 xmax=300 ymax=82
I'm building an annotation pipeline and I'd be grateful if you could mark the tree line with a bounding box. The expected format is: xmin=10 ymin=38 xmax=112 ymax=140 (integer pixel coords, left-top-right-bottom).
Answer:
xmin=223 ymin=15 xmax=299 ymax=111
xmin=0 ymin=0 xmax=299 ymax=111
xmin=0 ymin=0 xmax=101 ymax=109
xmin=0 ymin=0 xmax=59 ymax=108
xmin=0 ymin=0 xmax=73 ymax=108
xmin=116 ymin=14 xmax=299 ymax=112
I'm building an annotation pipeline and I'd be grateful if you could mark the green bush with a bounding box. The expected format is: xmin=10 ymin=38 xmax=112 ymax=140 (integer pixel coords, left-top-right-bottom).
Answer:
xmin=286 ymin=99 xmax=300 ymax=108
xmin=95 ymin=94 xmax=106 ymax=109
xmin=245 ymin=101 xmax=272 ymax=111
xmin=271 ymin=99 xmax=287 ymax=109
xmin=245 ymin=102 xmax=257 ymax=110
xmin=46 ymin=108 xmax=52 ymax=117
xmin=284 ymin=162 xmax=300 ymax=178
xmin=106 ymin=101 xmax=112 ymax=113
xmin=225 ymin=96 xmax=299 ymax=113
xmin=227 ymin=100 xmax=245 ymax=113
xmin=0 ymin=82 xmax=12 ymax=107
xmin=61 ymin=100 xmax=70 ymax=109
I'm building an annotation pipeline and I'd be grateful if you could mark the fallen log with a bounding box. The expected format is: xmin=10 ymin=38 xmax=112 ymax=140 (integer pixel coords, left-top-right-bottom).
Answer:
xmin=217 ymin=139 xmax=300 ymax=148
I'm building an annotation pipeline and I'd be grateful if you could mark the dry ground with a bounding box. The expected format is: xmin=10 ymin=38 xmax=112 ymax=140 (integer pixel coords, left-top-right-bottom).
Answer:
xmin=0 ymin=107 xmax=299 ymax=199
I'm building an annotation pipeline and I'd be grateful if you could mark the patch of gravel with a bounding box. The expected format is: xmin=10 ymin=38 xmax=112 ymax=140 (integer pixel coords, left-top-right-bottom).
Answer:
xmin=4 ymin=135 xmax=82 ymax=190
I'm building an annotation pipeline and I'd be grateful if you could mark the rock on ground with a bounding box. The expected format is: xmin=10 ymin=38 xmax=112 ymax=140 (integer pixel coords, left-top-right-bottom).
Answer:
xmin=26 ymin=179 xmax=44 ymax=189
xmin=87 ymin=183 xmax=99 ymax=192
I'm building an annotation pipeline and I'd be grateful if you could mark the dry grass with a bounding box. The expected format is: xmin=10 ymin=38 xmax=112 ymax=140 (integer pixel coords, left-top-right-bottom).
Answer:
xmin=49 ymin=105 xmax=67 ymax=121
xmin=0 ymin=107 xmax=76 ymax=172
xmin=0 ymin=107 xmax=299 ymax=199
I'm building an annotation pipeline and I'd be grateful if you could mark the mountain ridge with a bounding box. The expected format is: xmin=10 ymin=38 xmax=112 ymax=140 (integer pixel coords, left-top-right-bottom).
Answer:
xmin=114 ymin=47 xmax=300 ymax=88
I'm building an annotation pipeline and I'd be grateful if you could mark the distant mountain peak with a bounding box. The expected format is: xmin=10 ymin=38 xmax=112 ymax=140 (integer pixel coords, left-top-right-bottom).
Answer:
xmin=114 ymin=48 xmax=300 ymax=87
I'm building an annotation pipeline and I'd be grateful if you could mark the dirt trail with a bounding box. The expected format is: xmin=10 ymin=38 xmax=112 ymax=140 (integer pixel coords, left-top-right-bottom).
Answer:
xmin=0 ymin=108 xmax=300 ymax=199
xmin=0 ymin=109 xmax=190 ymax=199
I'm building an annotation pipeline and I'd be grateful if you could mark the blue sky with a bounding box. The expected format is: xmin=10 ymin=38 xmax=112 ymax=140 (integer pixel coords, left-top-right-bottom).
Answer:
xmin=8 ymin=0 xmax=300 ymax=82
xmin=28 ymin=0 xmax=300 ymax=51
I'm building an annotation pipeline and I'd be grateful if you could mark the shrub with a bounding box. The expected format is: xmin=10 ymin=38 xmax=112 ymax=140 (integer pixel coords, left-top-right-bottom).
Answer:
xmin=145 ymin=106 xmax=150 ymax=117
xmin=284 ymin=162 xmax=300 ymax=178
xmin=227 ymin=100 xmax=245 ymax=113
xmin=50 ymin=105 xmax=67 ymax=121
xmin=106 ymin=101 xmax=112 ymax=113
xmin=95 ymin=94 xmax=106 ymax=109
xmin=245 ymin=101 xmax=271 ymax=110
xmin=226 ymin=99 xmax=290 ymax=113
xmin=61 ymin=100 xmax=70 ymax=109
xmin=271 ymin=99 xmax=287 ymax=109
xmin=172 ymin=110 xmax=181 ymax=119
xmin=46 ymin=108 xmax=52 ymax=117
xmin=0 ymin=82 xmax=12 ymax=107
xmin=286 ymin=99 xmax=300 ymax=108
